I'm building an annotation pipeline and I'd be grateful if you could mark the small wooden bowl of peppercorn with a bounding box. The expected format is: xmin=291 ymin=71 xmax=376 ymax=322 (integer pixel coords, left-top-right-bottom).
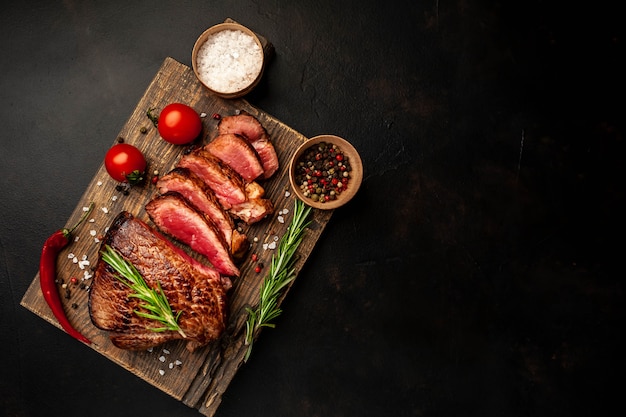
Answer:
xmin=289 ymin=135 xmax=363 ymax=210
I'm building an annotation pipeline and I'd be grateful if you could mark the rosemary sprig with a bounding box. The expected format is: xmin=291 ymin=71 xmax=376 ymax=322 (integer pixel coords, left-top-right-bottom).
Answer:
xmin=100 ymin=244 xmax=186 ymax=338
xmin=244 ymin=199 xmax=312 ymax=362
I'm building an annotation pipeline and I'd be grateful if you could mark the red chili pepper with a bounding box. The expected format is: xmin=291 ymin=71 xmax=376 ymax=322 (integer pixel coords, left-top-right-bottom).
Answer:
xmin=39 ymin=202 xmax=94 ymax=345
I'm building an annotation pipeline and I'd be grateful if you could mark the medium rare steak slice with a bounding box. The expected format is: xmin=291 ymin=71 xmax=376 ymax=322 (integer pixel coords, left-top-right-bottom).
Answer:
xmin=218 ymin=111 xmax=280 ymax=179
xmin=156 ymin=167 xmax=236 ymax=250
xmin=205 ymin=133 xmax=264 ymax=181
xmin=177 ymin=148 xmax=247 ymax=209
xmin=89 ymin=211 xmax=228 ymax=352
xmin=146 ymin=192 xmax=240 ymax=277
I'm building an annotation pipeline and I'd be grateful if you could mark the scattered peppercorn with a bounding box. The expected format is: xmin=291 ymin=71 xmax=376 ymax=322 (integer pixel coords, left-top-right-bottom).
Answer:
xmin=117 ymin=137 xmax=124 ymax=143
xmin=255 ymin=264 xmax=263 ymax=273
xmin=294 ymin=141 xmax=351 ymax=204
xmin=140 ymin=126 xmax=148 ymax=134
xmin=147 ymin=107 xmax=159 ymax=127
xmin=251 ymin=253 xmax=258 ymax=262
xmin=212 ymin=113 xmax=221 ymax=120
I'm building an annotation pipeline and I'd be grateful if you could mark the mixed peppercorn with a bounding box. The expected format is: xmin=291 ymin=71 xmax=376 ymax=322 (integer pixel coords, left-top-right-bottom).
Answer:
xmin=294 ymin=141 xmax=351 ymax=204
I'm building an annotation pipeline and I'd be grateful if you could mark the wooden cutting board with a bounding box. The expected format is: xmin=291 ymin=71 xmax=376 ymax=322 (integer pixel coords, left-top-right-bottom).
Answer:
xmin=20 ymin=53 xmax=333 ymax=416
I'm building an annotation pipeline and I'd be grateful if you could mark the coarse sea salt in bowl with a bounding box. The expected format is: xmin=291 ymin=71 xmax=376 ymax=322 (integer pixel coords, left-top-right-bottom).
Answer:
xmin=192 ymin=22 xmax=265 ymax=99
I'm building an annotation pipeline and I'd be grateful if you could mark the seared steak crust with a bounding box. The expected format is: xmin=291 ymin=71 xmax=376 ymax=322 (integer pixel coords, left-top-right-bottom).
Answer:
xmin=88 ymin=211 xmax=228 ymax=352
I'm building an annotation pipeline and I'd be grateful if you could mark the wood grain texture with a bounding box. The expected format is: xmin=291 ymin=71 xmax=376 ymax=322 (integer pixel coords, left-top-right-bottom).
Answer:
xmin=20 ymin=56 xmax=332 ymax=417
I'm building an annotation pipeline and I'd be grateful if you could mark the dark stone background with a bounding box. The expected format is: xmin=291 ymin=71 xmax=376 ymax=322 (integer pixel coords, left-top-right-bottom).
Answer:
xmin=1 ymin=1 xmax=623 ymax=416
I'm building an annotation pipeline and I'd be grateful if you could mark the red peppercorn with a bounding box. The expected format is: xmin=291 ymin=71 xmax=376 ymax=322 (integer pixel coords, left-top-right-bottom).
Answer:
xmin=212 ymin=113 xmax=221 ymax=120
xmin=336 ymin=154 xmax=344 ymax=161
xmin=255 ymin=264 xmax=263 ymax=273
xmin=151 ymin=175 xmax=159 ymax=184
xmin=251 ymin=253 xmax=258 ymax=262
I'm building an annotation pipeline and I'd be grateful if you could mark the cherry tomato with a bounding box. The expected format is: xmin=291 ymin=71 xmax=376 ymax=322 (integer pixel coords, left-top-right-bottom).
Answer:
xmin=157 ymin=103 xmax=202 ymax=145
xmin=104 ymin=143 xmax=147 ymax=184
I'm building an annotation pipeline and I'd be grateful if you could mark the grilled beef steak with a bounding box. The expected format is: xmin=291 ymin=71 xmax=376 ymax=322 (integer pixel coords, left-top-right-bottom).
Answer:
xmin=89 ymin=211 xmax=228 ymax=352
xmin=205 ymin=133 xmax=264 ymax=181
xmin=178 ymin=149 xmax=247 ymax=209
xmin=146 ymin=192 xmax=240 ymax=277
xmin=218 ymin=111 xmax=279 ymax=179
xmin=156 ymin=167 xmax=238 ymax=251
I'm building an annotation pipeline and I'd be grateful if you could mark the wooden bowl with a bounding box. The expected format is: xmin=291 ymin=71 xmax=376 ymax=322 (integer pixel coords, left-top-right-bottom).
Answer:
xmin=192 ymin=22 xmax=265 ymax=99
xmin=289 ymin=135 xmax=363 ymax=210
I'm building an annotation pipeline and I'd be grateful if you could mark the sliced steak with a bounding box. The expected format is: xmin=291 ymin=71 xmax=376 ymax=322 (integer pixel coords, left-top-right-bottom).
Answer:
xmin=146 ymin=192 xmax=240 ymax=277
xmin=89 ymin=211 xmax=228 ymax=352
xmin=156 ymin=167 xmax=236 ymax=250
xmin=205 ymin=133 xmax=264 ymax=181
xmin=177 ymin=148 xmax=247 ymax=209
xmin=218 ymin=111 xmax=280 ymax=179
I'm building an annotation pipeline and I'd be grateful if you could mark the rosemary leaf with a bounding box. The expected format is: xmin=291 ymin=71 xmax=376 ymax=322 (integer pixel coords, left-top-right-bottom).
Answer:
xmin=101 ymin=245 xmax=186 ymax=338
xmin=244 ymin=199 xmax=312 ymax=362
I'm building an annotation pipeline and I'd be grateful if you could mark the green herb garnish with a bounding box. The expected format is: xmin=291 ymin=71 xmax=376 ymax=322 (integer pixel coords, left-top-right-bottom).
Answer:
xmin=101 ymin=244 xmax=186 ymax=338
xmin=244 ymin=199 xmax=312 ymax=362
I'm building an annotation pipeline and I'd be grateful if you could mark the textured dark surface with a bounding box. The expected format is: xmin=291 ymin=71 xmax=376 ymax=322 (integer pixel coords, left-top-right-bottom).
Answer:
xmin=1 ymin=1 xmax=624 ymax=416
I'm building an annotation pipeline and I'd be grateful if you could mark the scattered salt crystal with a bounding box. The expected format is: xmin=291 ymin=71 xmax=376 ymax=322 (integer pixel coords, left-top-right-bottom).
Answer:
xmin=74 ymin=236 xmax=80 ymax=242
xmin=101 ymin=207 xmax=109 ymax=214
xmin=88 ymin=218 xmax=95 ymax=223
xmin=147 ymin=347 xmax=154 ymax=352
xmin=200 ymin=112 xmax=207 ymax=118
xmin=78 ymin=260 xmax=90 ymax=269
xmin=169 ymin=363 xmax=174 ymax=369
xmin=262 ymin=243 xmax=268 ymax=250
xmin=277 ymin=216 xmax=284 ymax=224
xmin=94 ymin=237 xmax=100 ymax=243
xmin=82 ymin=206 xmax=90 ymax=212
xmin=73 ymin=257 xmax=78 ymax=264
xmin=90 ymin=230 xmax=97 ymax=236
xmin=284 ymin=190 xmax=291 ymax=197
xmin=97 ymin=181 xmax=103 ymax=186
xmin=196 ymin=29 xmax=263 ymax=94
xmin=68 ymin=253 xmax=75 ymax=259
xmin=83 ymin=270 xmax=92 ymax=280
xmin=112 ymin=195 xmax=118 ymax=202
xmin=268 ymin=241 xmax=277 ymax=250
xmin=253 ymin=236 xmax=259 ymax=242
xmin=159 ymin=370 xmax=165 ymax=376
xmin=163 ymin=349 xmax=170 ymax=354
xmin=273 ymin=236 xmax=279 ymax=241
xmin=159 ymin=356 xmax=165 ymax=362
xmin=175 ymin=360 xmax=182 ymax=366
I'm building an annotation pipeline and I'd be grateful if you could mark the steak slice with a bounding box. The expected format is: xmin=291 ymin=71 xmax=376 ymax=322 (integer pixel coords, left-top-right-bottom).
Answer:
xmin=205 ymin=133 xmax=264 ymax=181
xmin=146 ymin=192 xmax=240 ymax=277
xmin=156 ymin=167 xmax=236 ymax=250
xmin=218 ymin=111 xmax=280 ymax=179
xmin=89 ymin=211 xmax=228 ymax=352
xmin=177 ymin=148 xmax=247 ymax=209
